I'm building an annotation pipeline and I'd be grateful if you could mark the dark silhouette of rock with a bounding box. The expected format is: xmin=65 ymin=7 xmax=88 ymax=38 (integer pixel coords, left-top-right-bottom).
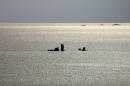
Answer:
xmin=61 ymin=44 xmax=64 ymax=51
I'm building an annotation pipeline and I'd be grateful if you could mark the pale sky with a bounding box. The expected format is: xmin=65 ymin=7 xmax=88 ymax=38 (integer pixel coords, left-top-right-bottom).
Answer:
xmin=0 ymin=0 xmax=130 ymax=22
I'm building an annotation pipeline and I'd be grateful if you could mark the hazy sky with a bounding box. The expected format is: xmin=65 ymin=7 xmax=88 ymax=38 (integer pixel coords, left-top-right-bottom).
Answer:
xmin=0 ymin=0 xmax=130 ymax=22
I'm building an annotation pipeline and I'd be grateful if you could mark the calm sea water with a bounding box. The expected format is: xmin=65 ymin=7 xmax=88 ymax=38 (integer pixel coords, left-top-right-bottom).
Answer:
xmin=0 ymin=28 xmax=130 ymax=86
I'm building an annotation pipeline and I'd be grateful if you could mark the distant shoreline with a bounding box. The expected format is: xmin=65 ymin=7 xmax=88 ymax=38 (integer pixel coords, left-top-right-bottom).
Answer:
xmin=0 ymin=23 xmax=129 ymax=29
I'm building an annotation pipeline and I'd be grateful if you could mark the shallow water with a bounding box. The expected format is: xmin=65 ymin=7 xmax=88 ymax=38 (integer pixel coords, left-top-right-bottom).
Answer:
xmin=0 ymin=28 xmax=130 ymax=86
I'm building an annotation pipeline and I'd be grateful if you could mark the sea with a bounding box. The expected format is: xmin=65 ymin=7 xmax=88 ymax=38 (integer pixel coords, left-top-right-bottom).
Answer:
xmin=0 ymin=28 xmax=130 ymax=86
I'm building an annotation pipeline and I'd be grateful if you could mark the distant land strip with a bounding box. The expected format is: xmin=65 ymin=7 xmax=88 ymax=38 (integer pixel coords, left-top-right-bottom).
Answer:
xmin=0 ymin=23 xmax=129 ymax=29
